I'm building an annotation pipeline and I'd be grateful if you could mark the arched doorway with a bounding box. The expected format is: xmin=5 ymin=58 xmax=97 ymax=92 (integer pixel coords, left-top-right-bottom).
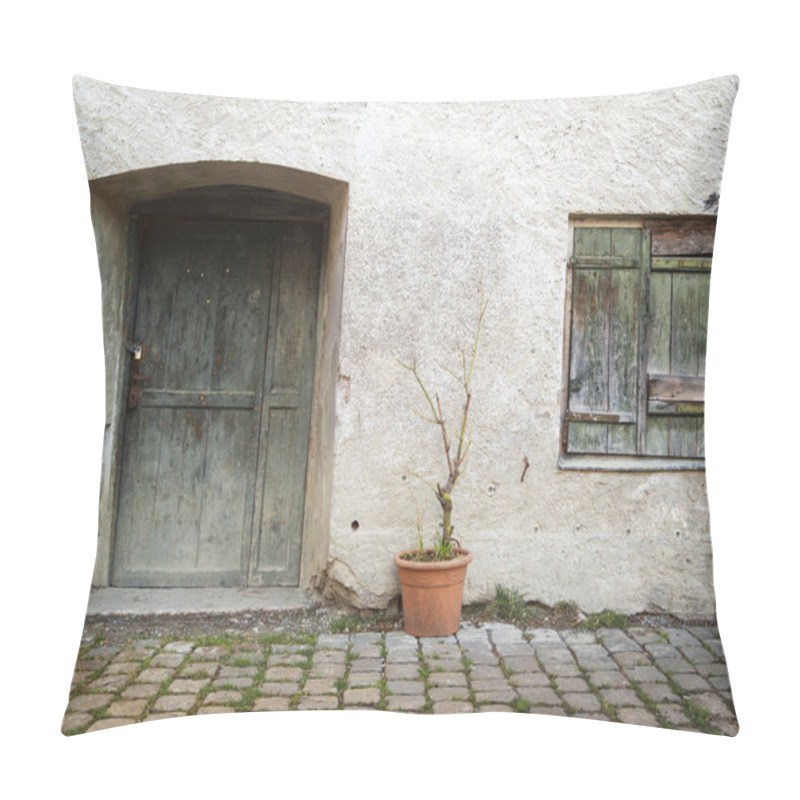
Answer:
xmin=87 ymin=164 xmax=347 ymax=590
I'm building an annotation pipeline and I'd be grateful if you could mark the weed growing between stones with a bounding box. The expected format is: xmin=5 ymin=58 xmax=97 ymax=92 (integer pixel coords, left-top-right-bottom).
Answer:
xmin=661 ymin=672 xmax=722 ymax=734
xmin=511 ymin=696 xmax=531 ymax=713
xmin=377 ymin=677 xmax=389 ymax=711
xmin=231 ymin=686 xmax=265 ymax=712
xmin=489 ymin=585 xmax=531 ymax=624
xmin=230 ymin=656 xmax=257 ymax=668
xmin=628 ymin=679 xmax=667 ymax=727
xmin=416 ymin=650 xmax=434 ymax=713
xmin=580 ymin=610 xmax=629 ymax=631
xmin=578 ymin=667 xmax=620 ymax=723
xmin=683 ymin=698 xmax=716 ymax=734
xmin=259 ymin=631 xmax=316 ymax=647
xmin=331 ymin=644 xmax=354 ymax=709
xmin=195 ymin=633 xmax=244 ymax=649
xmin=89 ymin=706 xmax=111 ymax=722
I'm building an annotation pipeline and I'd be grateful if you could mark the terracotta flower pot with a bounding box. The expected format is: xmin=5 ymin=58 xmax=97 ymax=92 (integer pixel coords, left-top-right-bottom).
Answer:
xmin=394 ymin=549 xmax=472 ymax=637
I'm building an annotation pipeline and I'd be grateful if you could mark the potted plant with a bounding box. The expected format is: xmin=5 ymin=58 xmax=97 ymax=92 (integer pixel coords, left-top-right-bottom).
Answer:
xmin=395 ymin=287 xmax=487 ymax=637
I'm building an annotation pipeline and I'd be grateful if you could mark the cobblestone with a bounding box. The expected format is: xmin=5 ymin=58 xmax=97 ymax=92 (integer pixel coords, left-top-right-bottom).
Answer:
xmin=563 ymin=692 xmax=602 ymax=712
xmin=343 ymin=687 xmax=380 ymax=706
xmin=387 ymin=680 xmax=425 ymax=695
xmin=252 ymin=696 xmax=290 ymax=712
xmin=599 ymin=688 xmax=642 ymax=707
xmin=433 ymin=700 xmax=474 ymax=714
xmin=152 ymin=694 xmax=196 ymax=712
xmin=516 ymin=686 xmax=561 ymax=705
xmin=259 ymin=681 xmax=299 ymax=696
xmin=304 ymin=677 xmax=339 ymax=694
xmin=475 ymin=688 xmax=516 ymax=704
xmin=587 ymin=670 xmax=629 ymax=688
xmin=107 ymin=699 xmax=147 ymax=717
xmin=296 ymin=696 xmax=338 ymax=710
xmin=616 ymin=707 xmax=660 ymax=727
xmin=63 ymin=619 xmax=737 ymax=737
xmin=385 ymin=663 xmax=420 ymax=680
xmin=386 ymin=695 xmax=426 ymax=711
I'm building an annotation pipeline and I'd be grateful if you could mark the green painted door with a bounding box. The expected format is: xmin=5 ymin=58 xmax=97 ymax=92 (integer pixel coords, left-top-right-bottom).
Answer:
xmin=112 ymin=216 xmax=321 ymax=587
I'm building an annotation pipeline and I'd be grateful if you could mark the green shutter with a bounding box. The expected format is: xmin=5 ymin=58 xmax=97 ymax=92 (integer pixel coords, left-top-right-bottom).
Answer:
xmin=644 ymin=224 xmax=712 ymax=459
xmin=566 ymin=228 xmax=641 ymax=454
xmin=565 ymin=219 xmax=714 ymax=462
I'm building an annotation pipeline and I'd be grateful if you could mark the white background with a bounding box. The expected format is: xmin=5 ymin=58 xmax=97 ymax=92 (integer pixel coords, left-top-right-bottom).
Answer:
xmin=3 ymin=2 xmax=795 ymax=796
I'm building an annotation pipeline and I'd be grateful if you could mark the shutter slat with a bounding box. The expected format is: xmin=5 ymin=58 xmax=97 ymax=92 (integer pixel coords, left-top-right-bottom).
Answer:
xmin=569 ymin=269 xmax=610 ymax=414
xmin=648 ymin=374 xmax=705 ymax=403
xmin=608 ymin=268 xmax=639 ymax=415
xmin=671 ymin=272 xmax=710 ymax=377
xmin=574 ymin=227 xmax=612 ymax=257
xmin=651 ymin=257 xmax=712 ymax=271
xmin=649 ymin=220 xmax=716 ymax=256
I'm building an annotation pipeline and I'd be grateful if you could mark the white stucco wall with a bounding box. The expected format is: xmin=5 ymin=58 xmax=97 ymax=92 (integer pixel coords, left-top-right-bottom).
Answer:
xmin=73 ymin=75 xmax=738 ymax=617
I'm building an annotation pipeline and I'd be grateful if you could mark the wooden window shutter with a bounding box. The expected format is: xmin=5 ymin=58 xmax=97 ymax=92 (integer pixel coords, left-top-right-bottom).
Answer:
xmin=565 ymin=227 xmax=642 ymax=454
xmin=644 ymin=220 xmax=713 ymax=458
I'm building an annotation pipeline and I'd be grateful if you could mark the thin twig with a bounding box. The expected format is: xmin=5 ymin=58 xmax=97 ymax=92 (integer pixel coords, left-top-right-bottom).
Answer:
xmin=404 ymin=468 xmax=436 ymax=494
xmin=435 ymin=394 xmax=453 ymax=476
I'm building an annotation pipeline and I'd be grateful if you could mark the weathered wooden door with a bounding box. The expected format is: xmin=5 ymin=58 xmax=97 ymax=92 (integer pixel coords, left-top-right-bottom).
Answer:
xmin=112 ymin=215 xmax=321 ymax=587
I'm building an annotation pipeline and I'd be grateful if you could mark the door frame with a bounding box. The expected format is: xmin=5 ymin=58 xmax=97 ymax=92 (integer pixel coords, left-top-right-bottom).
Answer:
xmin=87 ymin=162 xmax=348 ymax=593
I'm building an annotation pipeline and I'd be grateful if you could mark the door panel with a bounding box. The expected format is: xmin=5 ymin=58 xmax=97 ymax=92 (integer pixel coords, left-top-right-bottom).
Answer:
xmin=250 ymin=223 xmax=321 ymax=585
xmin=113 ymin=216 xmax=321 ymax=587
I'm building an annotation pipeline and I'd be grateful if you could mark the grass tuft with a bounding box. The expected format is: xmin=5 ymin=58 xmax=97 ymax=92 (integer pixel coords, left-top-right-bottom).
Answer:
xmin=258 ymin=632 xmax=316 ymax=647
xmin=195 ymin=634 xmax=243 ymax=649
xmin=489 ymin=585 xmax=530 ymax=623
xmin=683 ymin=698 xmax=716 ymax=733
xmin=580 ymin=610 xmax=629 ymax=631
xmin=511 ymin=696 xmax=531 ymax=713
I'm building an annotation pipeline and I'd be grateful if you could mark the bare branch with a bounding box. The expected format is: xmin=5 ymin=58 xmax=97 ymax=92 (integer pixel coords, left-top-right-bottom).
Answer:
xmin=454 ymin=392 xmax=471 ymax=471
xmin=409 ymin=408 xmax=439 ymax=425
xmin=435 ymin=394 xmax=453 ymax=477
xmin=437 ymin=359 xmax=465 ymax=388
xmin=403 ymin=467 xmax=437 ymax=495
xmin=464 ymin=286 xmax=488 ymax=389
xmin=399 ymin=356 xmax=441 ymax=424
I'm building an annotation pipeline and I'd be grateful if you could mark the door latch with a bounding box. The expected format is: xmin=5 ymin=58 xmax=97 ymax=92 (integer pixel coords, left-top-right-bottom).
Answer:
xmin=126 ymin=343 xmax=151 ymax=409
xmin=126 ymin=342 xmax=143 ymax=360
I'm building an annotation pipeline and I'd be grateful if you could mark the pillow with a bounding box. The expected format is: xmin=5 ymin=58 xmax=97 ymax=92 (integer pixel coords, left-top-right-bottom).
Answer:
xmin=64 ymin=75 xmax=738 ymax=736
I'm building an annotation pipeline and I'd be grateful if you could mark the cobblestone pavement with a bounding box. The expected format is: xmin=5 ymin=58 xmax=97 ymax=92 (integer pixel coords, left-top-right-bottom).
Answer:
xmin=63 ymin=620 xmax=737 ymax=736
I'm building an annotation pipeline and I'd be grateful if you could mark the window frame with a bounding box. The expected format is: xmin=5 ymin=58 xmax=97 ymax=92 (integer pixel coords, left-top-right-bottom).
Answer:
xmin=558 ymin=215 xmax=713 ymax=472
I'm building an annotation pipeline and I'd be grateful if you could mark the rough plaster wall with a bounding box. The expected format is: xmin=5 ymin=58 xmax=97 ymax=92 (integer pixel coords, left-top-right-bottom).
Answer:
xmin=74 ymin=75 xmax=738 ymax=616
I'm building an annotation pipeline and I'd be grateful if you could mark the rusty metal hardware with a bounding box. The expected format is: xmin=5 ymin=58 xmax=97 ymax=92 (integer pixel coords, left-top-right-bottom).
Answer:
xmin=127 ymin=344 xmax=151 ymax=409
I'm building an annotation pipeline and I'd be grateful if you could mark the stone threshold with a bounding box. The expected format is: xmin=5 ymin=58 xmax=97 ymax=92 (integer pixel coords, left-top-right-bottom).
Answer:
xmin=86 ymin=587 xmax=315 ymax=616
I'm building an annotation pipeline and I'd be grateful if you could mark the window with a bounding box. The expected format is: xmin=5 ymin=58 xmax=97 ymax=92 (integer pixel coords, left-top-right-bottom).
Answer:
xmin=560 ymin=217 xmax=715 ymax=469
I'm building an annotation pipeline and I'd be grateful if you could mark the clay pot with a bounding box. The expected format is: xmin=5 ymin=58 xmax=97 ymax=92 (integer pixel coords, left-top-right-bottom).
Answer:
xmin=394 ymin=549 xmax=472 ymax=637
